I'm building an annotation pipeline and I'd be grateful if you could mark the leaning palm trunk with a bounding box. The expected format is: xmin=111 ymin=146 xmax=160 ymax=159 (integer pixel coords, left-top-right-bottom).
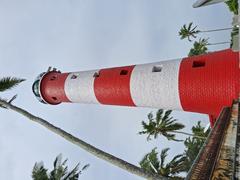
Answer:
xmin=172 ymin=130 xmax=206 ymax=140
xmin=0 ymin=100 xmax=165 ymax=180
xmin=207 ymin=41 xmax=231 ymax=46
xmin=199 ymin=27 xmax=233 ymax=33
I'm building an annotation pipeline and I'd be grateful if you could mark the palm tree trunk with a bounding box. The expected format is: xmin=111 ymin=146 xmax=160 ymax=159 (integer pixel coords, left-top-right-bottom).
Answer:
xmin=200 ymin=27 xmax=233 ymax=33
xmin=172 ymin=130 xmax=206 ymax=140
xmin=0 ymin=100 xmax=165 ymax=180
xmin=207 ymin=41 xmax=230 ymax=46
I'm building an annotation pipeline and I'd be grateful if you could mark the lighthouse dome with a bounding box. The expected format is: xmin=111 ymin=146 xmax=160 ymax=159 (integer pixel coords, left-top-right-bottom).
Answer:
xmin=32 ymin=72 xmax=47 ymax=104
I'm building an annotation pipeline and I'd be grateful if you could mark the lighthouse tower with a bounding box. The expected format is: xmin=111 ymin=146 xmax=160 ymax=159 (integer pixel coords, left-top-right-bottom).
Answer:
xmin=32 ymin=49 xmax=239 ymax=126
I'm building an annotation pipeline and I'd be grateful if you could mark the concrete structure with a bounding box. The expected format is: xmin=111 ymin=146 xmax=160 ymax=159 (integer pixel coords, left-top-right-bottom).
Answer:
xmin=232 ymin=14 xmax=239 ymax=52
xmin=186 ymin=99 xmax=240 ymax=179
xmin=32 ymin=49 xmax=239 ymax=126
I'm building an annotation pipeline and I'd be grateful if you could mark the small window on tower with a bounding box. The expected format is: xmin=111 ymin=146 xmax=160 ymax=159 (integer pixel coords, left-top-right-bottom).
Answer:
xmin=71 ymin=75 xmax=77 ymax=79
xmin=120 ymin=70 xmax=128 ymax=75
xmin=152 ymin=65 xmax=162 ymax=72
xmin=93 ymin=72 xmax=100 ymax=78
xmin=50 ymin=76 xmax=57 ymax=80
xmin=192 ymin=60 xmax=205 ymax=68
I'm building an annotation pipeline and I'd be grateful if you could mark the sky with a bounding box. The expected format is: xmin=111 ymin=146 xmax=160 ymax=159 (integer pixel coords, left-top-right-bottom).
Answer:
xmin=0 ymin=0 xmax=235 ymax=179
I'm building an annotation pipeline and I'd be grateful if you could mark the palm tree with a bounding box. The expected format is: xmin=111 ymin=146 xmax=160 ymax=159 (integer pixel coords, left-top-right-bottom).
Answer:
xmin=188 ymin=38 xmax=208 ymax=57
xmin=182 ymin=121 xmax=210 ymax=172
xmin=139 ymin=148 xmax=185 ymax=179
xmin=188 ymin=38 xmax=230 ymax=57
xmin=0 ymin=100 xmax=166 ymax=180
xmin=139 ymin=109 xmax=206 ymax=141
xmin=179 ymin=22 xmax=200 ymax=42
xmin=179 ymin=22 xmax=233 ymax=42
xmin=32 ymin=154 xmax=89 ymax=180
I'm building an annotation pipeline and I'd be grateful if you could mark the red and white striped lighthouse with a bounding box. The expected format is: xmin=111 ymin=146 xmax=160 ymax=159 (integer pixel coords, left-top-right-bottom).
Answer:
xmin=32 ymin=49 xmax=239 ymax=126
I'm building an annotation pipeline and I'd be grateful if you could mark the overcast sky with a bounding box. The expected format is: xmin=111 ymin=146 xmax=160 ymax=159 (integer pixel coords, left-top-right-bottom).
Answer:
xmin=0 ymin=0 xmax=234 ymax=179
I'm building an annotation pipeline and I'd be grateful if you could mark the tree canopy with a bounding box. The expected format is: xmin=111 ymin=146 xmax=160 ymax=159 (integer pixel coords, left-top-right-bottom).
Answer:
xmin=139 ymin=109 xmax=185 ymax=141
xmin=32 ymin=154 xmax=89 ymax=180
xmin=139 ymin=147 xmax=185 ymax=179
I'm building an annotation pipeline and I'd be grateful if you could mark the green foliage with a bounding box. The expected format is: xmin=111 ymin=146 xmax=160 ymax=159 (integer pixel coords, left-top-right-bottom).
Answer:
xmin=139 ymin=148 xmax=160 ymax=174
xmin=0 ymin=77 xmax=25 ymax=92
xmin=139 ymin=109 xmax=185 ymax=141
xmin=0 ymin=77 xmax=24 ymax=108
xmin=32 ymin=154 xmax=89 ymax=180
xmin=179 ymin=22 xmax=200 ymax=42
xmin=139 ymin=112 xmax=210 ymax=177
xmin=182 ymin=121 xmax=210 ymax=172
xmin=188 ymin=38 xmax=208 ymax=57
xmin=139 ymin=148 xmax=185 ymax=179
xmin=32 ymin=163 xmax=48 ymax=180
xmin=225 ymin=0 xmax=238 ymax=15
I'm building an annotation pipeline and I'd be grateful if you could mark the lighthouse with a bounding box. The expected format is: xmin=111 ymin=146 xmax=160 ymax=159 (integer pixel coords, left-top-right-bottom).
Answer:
xmin=32 ymin=49 xmax=239 ymax=126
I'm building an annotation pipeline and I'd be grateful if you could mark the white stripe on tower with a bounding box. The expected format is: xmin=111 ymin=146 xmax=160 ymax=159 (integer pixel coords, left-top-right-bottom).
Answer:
xmin=64 ymin=70 xmax=100 ymax=104
xmin=130 ymin=59 xmax=183 ymax=110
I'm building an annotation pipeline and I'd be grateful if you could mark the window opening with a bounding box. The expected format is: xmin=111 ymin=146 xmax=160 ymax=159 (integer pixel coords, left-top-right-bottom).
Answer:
xmin=71 ymin=75 xmax=77 ymax=79
xmin=120 ymin=70 xmax=128 ymax=75
xmin=93 ymin=72 xmax=100 ymax=78
xmin=50 ymin=76 xmax=57 ymax=80
xmin=192 ymin=60 xmax=205 ymax=68
xmin=152 ymin=65 xmax=162 ymax=72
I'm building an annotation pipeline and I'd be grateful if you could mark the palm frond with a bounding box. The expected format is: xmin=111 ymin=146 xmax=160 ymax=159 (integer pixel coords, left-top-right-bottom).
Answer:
xmin=50 ymin=154 xmax=68 ymax=180
xmin=139 ymin=109 xmax=185 ymax=141
xmin=225 ymin=0 xmax=238 ymax=15
xmin=160 ymin=148 xmax=169 ymax=168
xmin=81 ymin=164 xmax=90 ymax=171
xmin=147 ymin=112 xmax=154 ymax=120
xmin=32 ymin=162 xmax=48 ymax=180
xmin=139 ymin=147 xmax=160 ymax=174
xmin=63 ymin=163 xmax=79 ymax=180
xmin=179 ymin=22 xmax=200 ymax=42
xmin=156 ymin=109 xmax=163 ymax=124
xmin=0 ymin=77 xmax=25 ymax=92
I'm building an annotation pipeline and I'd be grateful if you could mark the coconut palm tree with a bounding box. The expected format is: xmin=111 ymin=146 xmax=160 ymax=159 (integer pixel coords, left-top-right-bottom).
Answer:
xmin=179 ymin=22 xmax=200 ymax=42
xmin=139 ymin=148 xmax=185 ymax=179
xmin=0 ymin=99 xmax=165 ymax=180
xmin=188 ymin=38 xmax=230 ymax=57
xmin=188 ymin=38 xmax=208 ymax=57
xmin=139 ymin=109 xmax=206 ymax=141
xmin=32 ymin=154 xmax=89 ymax=180
xmin=179 ymin=22 xmax=233 ymax=42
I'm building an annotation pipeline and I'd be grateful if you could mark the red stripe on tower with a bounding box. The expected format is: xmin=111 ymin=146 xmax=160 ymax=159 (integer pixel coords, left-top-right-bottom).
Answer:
xmin=40 ymin=71 xmax=71 ymax=104
xmin=179 ymin=49 xmax=239 ymax=125
xmin=94 ymin=65 xmax=136 ymax=106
